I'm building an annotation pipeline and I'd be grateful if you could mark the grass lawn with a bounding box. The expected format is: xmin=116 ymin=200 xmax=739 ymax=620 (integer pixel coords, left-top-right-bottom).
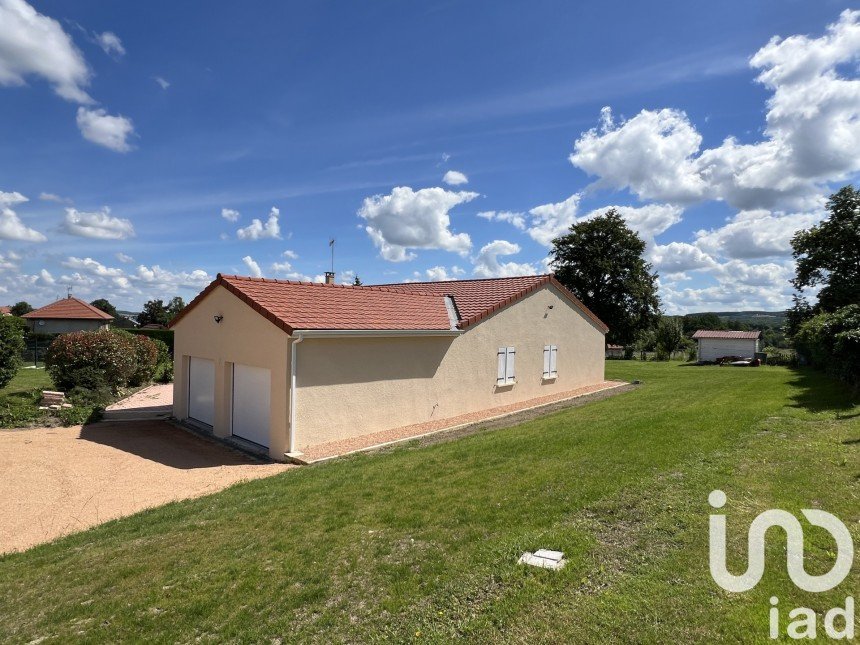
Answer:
xmin=0 ymin=362 xmax=857 ymax=642
xmin=0 ymin=367 xmax=53 ymax=427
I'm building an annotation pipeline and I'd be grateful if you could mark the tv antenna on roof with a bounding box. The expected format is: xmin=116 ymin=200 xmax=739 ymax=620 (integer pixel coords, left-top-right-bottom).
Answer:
xmin=66 ymin=284 xmax=73 ymax=299
xmin=329 ymin=237 xmax=335 ymax=273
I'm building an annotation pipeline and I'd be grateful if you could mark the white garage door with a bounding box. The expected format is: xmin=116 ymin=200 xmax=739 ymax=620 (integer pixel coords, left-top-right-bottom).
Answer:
xmin=232 ymin=363 xmax=271 ymax=448
xmin=188 ymin=357 xmax=215 ymax=426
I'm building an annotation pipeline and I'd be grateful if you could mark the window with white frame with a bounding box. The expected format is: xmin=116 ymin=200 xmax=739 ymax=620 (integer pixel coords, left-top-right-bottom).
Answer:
xmin=496 ymin=346 xmax=516 ymax=385
xmin=543 ymin=345 xmax=558 ymax=379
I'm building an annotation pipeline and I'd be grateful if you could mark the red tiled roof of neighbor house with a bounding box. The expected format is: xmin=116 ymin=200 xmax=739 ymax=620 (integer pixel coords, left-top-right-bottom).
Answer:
xmin=606 ymin=344 xmax=624 ymax=350
xmin=378 ymin=274 xmax=608 ymax=331
xmin=21 ymin=297 xmax=114 ymax=321
xmin=691 ymin=330 xmax=761 ymax=339
xmin=170 ymin=273 xmax=608 ymax=334
xmin=0 ymin=306 xmax=11 ymax=316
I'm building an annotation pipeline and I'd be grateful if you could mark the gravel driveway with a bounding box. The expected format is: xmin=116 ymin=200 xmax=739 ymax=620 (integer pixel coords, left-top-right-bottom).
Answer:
xmin=0 ymin=420 xmax=290 ymax=553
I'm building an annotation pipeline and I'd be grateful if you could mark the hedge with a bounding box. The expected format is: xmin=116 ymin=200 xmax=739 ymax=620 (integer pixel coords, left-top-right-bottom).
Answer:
xmin=0 ymin=317 xmax=25 ymax=389
xmin=128 ymin=329 xmax=174 ymax=354
xmin=793 ymin=304 xmax=860 ymax=386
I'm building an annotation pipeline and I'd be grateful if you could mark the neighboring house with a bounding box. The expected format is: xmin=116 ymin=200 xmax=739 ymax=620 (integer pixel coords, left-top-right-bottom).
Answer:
xmin=605 ymin=344 xmax=624 ymax=359
xmin=169 ymin=273 xmax=608 ymax=461
xmin=22 ymin=297 xmax=113 ymax=333
xmin=692 ymin=330 xmax=761 ymax=362
xmin=0 ymin=306 xmax=11 ymax=316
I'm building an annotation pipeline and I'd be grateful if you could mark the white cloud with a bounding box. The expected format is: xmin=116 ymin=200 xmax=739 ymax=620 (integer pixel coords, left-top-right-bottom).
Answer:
xmin=527 ymin=194 xmax=581 ymax=246
xmin=95 ymin=31 xmax=124 ymax=58
xmin=242 ymin=255 xmax=262 ymax=278
xmin=115 ymin=252 xmax=134 ymax=264
xmin=649 ymin=241 xmax=717 ymax=276
xmin=694 ymin=209 xmax=822 ymax=259
xmin=358 ymin=186 xmax=477 ymax=261
xmin=282 ymin=249 xmax=298 ymax=259
xmin=38 ymin=191 xmax=69 ymax=203
xmin=584 ymin=203 xmax=684 ymax=243
xmin=477 ymin=210 xmax=527 ymax=230
xmin=62 ymin=206 xmax=135 ymax=240
xmin=236 ymin=207 xmax=281 ymax=240
xmin=0 ymin=250 xmax=21 ymax=271
xmin=62 ymin=256 xmax=125 ymax=278
xmin=569 ymin=11 xmax=860 ymax=212
xmin=472 ymin=240 xmax=537 ymax=278
xmin=422 ymin=265 xmax=465 ymax=281
xmin=442 ymin=170 xmax=469 ymax=186
xmin=0 ymin=190 xmax=46 ymax=241
xmin=0 ymin=0 xmax=93 ymax=103
xmin=76 ymin=107 xmax=135 ymax=152
xmin=221 ymin=207 xmax=240 ymax=222
xmin=133 ymin=264 xmax=210 ymax=291
xmin=154 ymin=76 xmax=170 ymax=90
xmin=37 ymin=268 xmax=54 ymax=285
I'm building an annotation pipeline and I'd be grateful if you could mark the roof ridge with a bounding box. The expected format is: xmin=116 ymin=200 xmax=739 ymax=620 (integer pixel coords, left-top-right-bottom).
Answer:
xmin=373 ymin=273 xmax=552 ymax=288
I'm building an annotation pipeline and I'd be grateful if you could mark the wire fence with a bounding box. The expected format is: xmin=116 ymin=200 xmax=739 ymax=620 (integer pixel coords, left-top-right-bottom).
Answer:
xmin=21 ymin=337 xmax=49 ymax=367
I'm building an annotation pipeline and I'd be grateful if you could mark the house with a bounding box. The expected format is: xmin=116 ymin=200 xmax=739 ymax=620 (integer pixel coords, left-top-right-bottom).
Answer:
xmin=0 ymin=306 xmax=11 ymax=316
xmin=169 ymin=273 xmax=608 ymax=461
xmin=21 ymin=297 xmax=113 ymax=333
xmin=692 ymin=330 xmax=761 ymax=362
xmin=605 ymin=344 xmax=624 ymax=359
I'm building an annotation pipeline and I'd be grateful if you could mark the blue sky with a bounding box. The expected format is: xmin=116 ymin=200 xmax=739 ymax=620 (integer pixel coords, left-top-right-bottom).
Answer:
xmin=1 ymin=0 xmax=858 ymax=312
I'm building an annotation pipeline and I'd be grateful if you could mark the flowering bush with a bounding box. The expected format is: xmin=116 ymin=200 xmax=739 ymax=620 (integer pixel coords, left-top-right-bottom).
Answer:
xmin=45 ymin=330 xmax=156 ymax=392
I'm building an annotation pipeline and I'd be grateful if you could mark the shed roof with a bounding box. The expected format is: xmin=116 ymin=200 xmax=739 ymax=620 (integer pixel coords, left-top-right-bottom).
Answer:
xmin=22 ymin=297 xmax=113 ymax=321
xmin=692 ymin=330 xmax=761 ymax=340
xmin=169 ymin=273 xmax=608 ymax=334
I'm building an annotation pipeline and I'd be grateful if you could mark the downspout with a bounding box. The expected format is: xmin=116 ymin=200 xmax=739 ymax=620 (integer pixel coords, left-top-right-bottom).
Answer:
xmin=288 ymin=332 xmax=304 ymax=456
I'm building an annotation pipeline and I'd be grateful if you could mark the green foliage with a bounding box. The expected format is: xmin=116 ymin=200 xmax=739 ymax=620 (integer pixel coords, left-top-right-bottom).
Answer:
xmin=156 ymin=361 xmax=174 ymax=383
xmin=127 ymin=334 xmax=160 ymax=386
xmin=128 ymin=328 xmax=174 ymax=353
xmin=681 ymin=312 xmax=724 ymax=336
xmin=793 ymin=304 xmax=860 ymax=385
xmin=9 ymin=301 xmax=33 ymax=317
xmin=551 ymin=209 xmax=660 ymax=345
xmin=654 ymin=317 xmax=683 ymax=360
xmin=0 ymin=317 xmax=25 ymax=389
xmin=89 ymin=298 xmax=118 ymax=318
xmin=138 ymin=297 xmax=186 ymax=327
xmin=791 ymin=185 xmax=860 ymax=312
xmin=45 ymin=330 xmax=142 ymax=392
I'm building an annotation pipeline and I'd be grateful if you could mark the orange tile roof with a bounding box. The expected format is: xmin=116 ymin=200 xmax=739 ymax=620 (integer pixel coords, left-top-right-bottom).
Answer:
xmin=170 ymin=273 xmax=609 ymax=334
xmin=0 ymin=306 xmax=10 ymax=316
xmin=692 ymin=330 xmax=761 ymax=339
xmin=378 ymin=274 xmax=608 ymax=331
xmin=22 ymin=297 xmax=113 ymax=321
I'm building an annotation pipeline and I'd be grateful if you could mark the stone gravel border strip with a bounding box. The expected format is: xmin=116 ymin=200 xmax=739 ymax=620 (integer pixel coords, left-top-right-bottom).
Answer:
xmin=302 ymin=380 xmax=637 ymax=464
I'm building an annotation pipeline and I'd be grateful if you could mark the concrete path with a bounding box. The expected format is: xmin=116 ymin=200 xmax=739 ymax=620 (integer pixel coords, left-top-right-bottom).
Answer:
xmin=102 ymin=383 xmax=173 ymax=421
xmin=0 ymin=420 xmax=290 ymax=553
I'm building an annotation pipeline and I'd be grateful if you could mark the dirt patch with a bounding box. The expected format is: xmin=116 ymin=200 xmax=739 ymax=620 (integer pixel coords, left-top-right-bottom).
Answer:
xmin=0 ymin=419 xmax=290 ymax=553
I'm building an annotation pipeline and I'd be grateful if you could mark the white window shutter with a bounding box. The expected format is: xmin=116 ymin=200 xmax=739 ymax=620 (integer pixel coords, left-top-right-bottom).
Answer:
xmin=497 ymin=347 xmax=506 ymax=385
xmin=543 ymin=346 xmax=551 ymax=378
xmin=550 ymin=345 xmax=558 ymax=376
xmin=506 ymin=346 xmax=516 ymax=383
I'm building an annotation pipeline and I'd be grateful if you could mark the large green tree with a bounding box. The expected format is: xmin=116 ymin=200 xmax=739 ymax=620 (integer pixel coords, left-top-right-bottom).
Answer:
xmin=550 ymin=209 xmax=660 ymax=346
xmin=10 ymin=301 xmax=33 ymax=317
xmin=791 ymin=185 xmax=860 ymax=313
xmin=90 ymin=298 xmax=118 ymax=318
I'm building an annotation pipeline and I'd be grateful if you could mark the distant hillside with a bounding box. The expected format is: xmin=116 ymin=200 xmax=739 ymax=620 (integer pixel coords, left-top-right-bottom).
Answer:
xmin=711 ymin=311 xmax=786 ymax=327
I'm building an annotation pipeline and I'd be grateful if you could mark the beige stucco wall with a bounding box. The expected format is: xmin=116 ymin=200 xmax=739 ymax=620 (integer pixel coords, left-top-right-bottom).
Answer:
xmin=294 ymin=284 xmax=605 ymax=451
xmin=28 ymin=319 xmax=109 ymax=334
xmin=172 ymin=285 xmax=290 ymax=460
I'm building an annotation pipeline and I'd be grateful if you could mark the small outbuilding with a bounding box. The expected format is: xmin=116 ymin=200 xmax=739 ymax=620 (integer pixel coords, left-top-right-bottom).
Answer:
xmin=605 ymin=344 xmax=624 ymax=359
xmin=169 ymin=273 xmax=609 ymax=461
xmin=22 ymin=297 xmax=113 ymax=333
xmin=692 ymin=330 xmax=761 ymax=363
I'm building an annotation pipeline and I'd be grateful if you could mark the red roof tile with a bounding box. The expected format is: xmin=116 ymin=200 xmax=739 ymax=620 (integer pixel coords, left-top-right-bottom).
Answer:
xmin=692 ymin=330 xmax=761 ymax=340
xmin=170 ymin=273 xmax=609 ymax=334
xmin=0 ymin=306 xmax=11 ymax=316
xmin=377 ymin=274 xmax=608 ymax=331
xmin=171 ymin=275 xmax=453 ymax=333
xmin=22 ymin=297 xmax=113 ymax=321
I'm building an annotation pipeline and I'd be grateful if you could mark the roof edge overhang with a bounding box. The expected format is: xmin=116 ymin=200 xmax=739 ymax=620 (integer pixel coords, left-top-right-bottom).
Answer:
xmin=291 ymin=328 xmax=462 ymax=338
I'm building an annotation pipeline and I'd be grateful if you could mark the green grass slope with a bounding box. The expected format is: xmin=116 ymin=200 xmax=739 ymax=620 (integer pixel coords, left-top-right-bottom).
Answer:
xmin=0 ymin=362 xmax=856 ymax=643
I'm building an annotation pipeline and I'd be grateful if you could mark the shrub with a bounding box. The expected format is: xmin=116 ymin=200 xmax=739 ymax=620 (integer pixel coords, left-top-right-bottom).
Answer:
xmin=128 ymin=329 xmax=174 ymax=355
xmin=156 ymin=361 xmax=174 ymax=383
xmin=45 ymin=330 xmax=138 ymax=392
xmin=687 ymin=345 xmax=698 ymax=362
xmin=793 ymin=304 xmax=860 ymax=385
xmin=127 ymin=334 xmax=160 ymax=386
xmin=0 ymin=317 xmax=25 ymax=389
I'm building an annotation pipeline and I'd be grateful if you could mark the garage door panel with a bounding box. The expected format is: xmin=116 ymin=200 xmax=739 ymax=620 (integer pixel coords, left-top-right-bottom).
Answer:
xmin=188 ymin=357 xmax=215 ymax=426
xmin=232 ymin=364 xmax=271 ymax=448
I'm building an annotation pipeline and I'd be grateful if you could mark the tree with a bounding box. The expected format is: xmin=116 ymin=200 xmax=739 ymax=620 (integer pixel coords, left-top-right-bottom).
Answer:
xmin=681 ymin=313 xmax=725 ymax=337
xmin=791 ymin=185 xmax=860 ymax=313
xmin=10 ymin=301 xmax=32 ymax=317
xmin=550 ymin=209 xmax=660 ymax=345
xmin=167 ymin=297 xmax=185 ymax=319
xmin=0 ymin=317 xmax=24 ymax=388
xmin=138 ymin=299 xmax=169 ymax=327
xmin=90 ymin=298 xmax=118 ymax=318
xmin=654 ymin=317 xmax=684 ymax=360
